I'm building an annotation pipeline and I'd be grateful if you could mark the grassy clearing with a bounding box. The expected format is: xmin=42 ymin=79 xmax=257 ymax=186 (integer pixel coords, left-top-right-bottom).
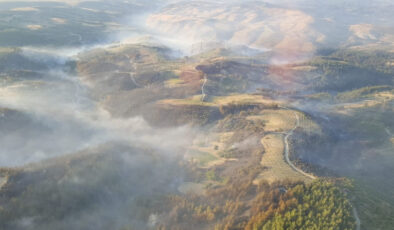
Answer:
xmin=187 ymin=149 xmax=219 ymax=168
xmin=342 ymin=100 xmax=381 ymax=110
xmin=212 ymin=94 xmax=278 ymax=106
xmin=335 ymin=96 xmax=392 ymax=115
xmin=336 ymin=85 xmax=393 ymax=102
xmin=164 ymin=78 xmax=185 ymax=88
xmin=248 ymin=110 xmax=296 ymax=132
xmin=187 ymin=132 xmax=235 ymax=169
xmin=159 ymin=95 xmax=213 ymax=106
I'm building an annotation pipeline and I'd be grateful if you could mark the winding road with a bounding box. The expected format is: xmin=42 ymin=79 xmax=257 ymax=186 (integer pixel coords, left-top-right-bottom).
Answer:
xmin=283 ymin=110 xmax=316 ymax=180
xmin=124 ymin=58 xmax=142 ymax=88
xmin=283 ymin=107 xmax=360 ymax=230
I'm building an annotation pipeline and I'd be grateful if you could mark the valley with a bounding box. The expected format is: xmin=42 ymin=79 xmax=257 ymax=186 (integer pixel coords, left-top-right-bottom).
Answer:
xmin=0 ymin=1 xmax=393 ymax=230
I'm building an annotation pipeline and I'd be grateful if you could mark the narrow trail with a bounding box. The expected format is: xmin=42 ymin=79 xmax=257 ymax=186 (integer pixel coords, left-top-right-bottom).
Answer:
xmin=201 ymin=74 xmax=207 ymax=102
xmin=130 ymin=74 xmax=141 ymax=88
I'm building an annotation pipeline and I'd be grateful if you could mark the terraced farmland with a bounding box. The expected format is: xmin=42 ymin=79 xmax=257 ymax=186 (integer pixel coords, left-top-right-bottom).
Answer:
xmin=253 ymin=134 xmax=311 ymax=184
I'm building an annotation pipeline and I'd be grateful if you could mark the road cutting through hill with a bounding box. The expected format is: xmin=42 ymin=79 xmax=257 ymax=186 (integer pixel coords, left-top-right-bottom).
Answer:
xmin=283 ymin=107 xmax=360 ymax=230
xmin=284 ymin=110 xmax=317 ymax=180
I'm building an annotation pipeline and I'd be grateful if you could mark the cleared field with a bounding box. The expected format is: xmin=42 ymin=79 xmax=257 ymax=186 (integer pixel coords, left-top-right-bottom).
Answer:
xmin=193 ymin=132 xmax=232 ymax=154
xmin=159 ymin=94 xmax=280 ymax=107
xmin=159 ymin=95 xmax=211 ymax=106
xmin=253 ymin=134 xmax=311 ymax=184
xmin=164 ymin=78 xmax=186 ymax=88
xmin=376 ymin=91 xmax=394 ymax=100
xmin=335 ymin=100 xmax=389 ymax=115
xmin=336 ymin=90 xmax=394 ymax=114
xmin=248 ymin=110 xmax=296 ymax=132
xmin=187 ymin=149 xmax=219 ymax=167
xmin=342 ymin=100 xmax=381 ymax=109
xmin=248 ymin=109 xmax=321 ymax=134
xmin=251 ymin=108 xmax=319 ymax=184
xmin=212 ymin=94 xmax=279 ymax=105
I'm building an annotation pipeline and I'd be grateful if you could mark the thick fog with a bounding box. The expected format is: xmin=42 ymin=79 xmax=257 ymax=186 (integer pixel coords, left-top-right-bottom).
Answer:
xmin=0 ymin=46 xmax=197 ymax=166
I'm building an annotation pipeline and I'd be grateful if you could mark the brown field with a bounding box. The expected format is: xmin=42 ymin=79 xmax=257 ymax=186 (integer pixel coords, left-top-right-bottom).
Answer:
xmin=164 ymin=78 xmax=186 ymax=88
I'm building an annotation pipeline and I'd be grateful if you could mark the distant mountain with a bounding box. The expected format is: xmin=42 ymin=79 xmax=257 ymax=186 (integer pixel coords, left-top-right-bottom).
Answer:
xmin=146 ymin=1 xmax=323 ymax=61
